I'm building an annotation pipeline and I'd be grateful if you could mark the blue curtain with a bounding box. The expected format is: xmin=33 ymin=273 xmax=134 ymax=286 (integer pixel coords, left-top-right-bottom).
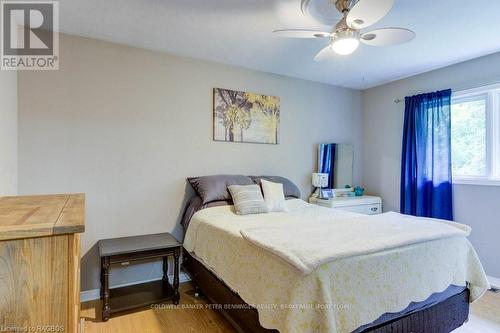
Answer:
xmin=400 ymin=89 xmax=453 ymax=220
xmin=318 ymin=144 xmax=336 ymax=189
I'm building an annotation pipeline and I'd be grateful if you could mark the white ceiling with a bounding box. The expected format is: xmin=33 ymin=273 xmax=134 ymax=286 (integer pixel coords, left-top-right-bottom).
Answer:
xmin=58 ymin=0 xmax=500 ymax=90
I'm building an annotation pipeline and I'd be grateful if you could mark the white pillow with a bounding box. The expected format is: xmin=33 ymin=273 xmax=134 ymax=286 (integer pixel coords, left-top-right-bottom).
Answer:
xmin=260 ymin=179 xmax=287 ymax=212
xmin=228 ymin=184 xmax=269 ymax=215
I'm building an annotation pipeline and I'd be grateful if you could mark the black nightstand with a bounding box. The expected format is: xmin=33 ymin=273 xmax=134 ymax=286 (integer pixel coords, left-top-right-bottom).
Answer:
xmin=98 ymin=232 xmax=182 ymax=321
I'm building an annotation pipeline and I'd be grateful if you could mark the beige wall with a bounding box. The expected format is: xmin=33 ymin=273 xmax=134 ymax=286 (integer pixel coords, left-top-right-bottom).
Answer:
xmin=0 ymin=70 xmax=17 ymax=195
xmin=362 ymin=51 xmax=500 ymax=279
xmin=18 ymin=34 xmax=363 ymax=291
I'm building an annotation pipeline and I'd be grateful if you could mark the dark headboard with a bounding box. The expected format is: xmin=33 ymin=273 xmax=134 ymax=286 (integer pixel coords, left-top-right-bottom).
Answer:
xmin=181 ymin=175 xmax=301 ymax=235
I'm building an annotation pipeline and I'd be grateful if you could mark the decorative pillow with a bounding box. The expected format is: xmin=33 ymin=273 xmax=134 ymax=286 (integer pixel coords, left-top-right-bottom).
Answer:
xmin=188 ymin=175 xmax=254 ymax=204
xmin=260 ymin=179 xmax=287 ymax=212
xmin=251 ymin=176 xmax=301 ymax=199
xmin=228 ymin=184 xmax=269 ymax=215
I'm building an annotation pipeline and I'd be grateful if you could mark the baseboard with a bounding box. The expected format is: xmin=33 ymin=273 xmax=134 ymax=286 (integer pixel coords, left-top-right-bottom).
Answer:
xmin=80 ymin=271 xmax=191 ymax=302
xmin=80 ymin=289 xmax=100 ymax=303
xmin=487 ymin=275 xmax=500 ymax=289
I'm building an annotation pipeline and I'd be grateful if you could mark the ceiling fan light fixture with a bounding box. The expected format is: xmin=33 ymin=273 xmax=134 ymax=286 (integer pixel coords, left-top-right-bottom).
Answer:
xmin=280 ymin=0 xmax=415 ymax=61
xmin=331 ymin=29 xmax=360 ymax=55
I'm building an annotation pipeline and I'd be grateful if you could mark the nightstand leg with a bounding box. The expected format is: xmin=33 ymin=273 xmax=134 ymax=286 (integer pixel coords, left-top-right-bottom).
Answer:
xmin=162 ymin=256 xmax=169 ymax=282
xmin=100 ymin=261 xmax=104 ymax=300
xmin=101 ymin=257 xmax=110 ymax=322
xmin=173 ymin=249 xmax=180 ymax=304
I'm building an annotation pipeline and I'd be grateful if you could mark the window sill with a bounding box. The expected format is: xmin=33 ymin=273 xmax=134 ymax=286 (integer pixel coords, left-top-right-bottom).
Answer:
xmin=453 ymin=178 xmax=500 ymax=186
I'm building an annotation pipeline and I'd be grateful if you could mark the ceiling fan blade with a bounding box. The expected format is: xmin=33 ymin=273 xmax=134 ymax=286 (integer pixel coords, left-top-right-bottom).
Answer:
xmin=273 ymin=29 xmax=331 ymax=38
xmin=360 ymin=28 xmax=415 ymax=46
xmin=314 ymin=45 xmax=336 ymax=62
xmin=346 ymin=0 xmax=395 ymax=29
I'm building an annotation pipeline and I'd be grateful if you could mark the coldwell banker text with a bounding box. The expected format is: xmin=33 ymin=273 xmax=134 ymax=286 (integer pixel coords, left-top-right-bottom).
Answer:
xmin=1 ymin=1 xmax=59 ymax=70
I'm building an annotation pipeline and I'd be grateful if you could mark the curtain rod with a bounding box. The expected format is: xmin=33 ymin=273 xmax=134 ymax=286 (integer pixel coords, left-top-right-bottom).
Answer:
xmin=393 ymin=80 xmax=500 ymax=104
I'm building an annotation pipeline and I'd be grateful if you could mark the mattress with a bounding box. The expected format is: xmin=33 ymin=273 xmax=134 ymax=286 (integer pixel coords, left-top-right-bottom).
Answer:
xmin=183 ymin=199 xmax=489 ymax=333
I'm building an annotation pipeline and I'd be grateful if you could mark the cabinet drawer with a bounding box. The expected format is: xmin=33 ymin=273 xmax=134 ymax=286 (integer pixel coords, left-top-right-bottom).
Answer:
xmin=336 ymin=204 xmax=381 ymax=215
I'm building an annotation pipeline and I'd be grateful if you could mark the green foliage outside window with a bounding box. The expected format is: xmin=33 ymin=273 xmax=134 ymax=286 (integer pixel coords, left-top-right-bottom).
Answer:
xmin=451 ymin=98 xmax=486 ymax=176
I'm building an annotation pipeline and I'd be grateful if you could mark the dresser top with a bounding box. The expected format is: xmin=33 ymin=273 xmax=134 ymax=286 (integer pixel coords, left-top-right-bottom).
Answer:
xmin=0 ymin=193 xmax=85 ymax=241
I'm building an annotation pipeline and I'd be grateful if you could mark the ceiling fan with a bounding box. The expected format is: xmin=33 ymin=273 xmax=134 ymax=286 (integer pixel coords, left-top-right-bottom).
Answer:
xmin=273 ymin=0 xmax=415 ymax=60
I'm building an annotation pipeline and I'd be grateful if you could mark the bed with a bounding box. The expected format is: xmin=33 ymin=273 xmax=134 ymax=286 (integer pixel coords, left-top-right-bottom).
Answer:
xmin=181 ymin=175 xmax=490 ymax=333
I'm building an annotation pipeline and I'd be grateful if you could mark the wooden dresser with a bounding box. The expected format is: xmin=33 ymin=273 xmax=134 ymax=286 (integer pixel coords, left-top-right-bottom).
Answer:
xmin=0 ymin=194 xmax=85 ymax=333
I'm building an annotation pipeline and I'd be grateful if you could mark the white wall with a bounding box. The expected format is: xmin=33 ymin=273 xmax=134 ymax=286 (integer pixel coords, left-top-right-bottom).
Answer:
xmin=0 ymin=71 xmax=17 ymax=196
xmin=18 ymin=34 xmax=363 ymax=291
xmin=362 ymin=51 xmax=500 ymax=279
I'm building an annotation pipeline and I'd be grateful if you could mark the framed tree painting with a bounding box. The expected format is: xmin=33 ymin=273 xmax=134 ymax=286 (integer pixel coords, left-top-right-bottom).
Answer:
xmin=213 ymin=88 xmax=280 ymax=144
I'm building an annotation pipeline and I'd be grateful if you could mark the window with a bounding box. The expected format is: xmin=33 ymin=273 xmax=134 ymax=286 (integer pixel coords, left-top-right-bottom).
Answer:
xmin=451 ymin=83 xmax=500 ymax=185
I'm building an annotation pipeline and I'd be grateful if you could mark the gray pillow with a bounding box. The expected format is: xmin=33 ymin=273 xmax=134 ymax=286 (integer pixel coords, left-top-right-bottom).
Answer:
xmin=188 ymin=175 xmax=254 ymax=204
xmin=251 ymin=176 xmax=301 ymax=199
xmin=228 ymin=184 xmax=269 ymax=215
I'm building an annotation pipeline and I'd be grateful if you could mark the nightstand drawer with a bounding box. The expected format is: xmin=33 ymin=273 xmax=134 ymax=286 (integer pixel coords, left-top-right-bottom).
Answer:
xmin=309 ymin=195 xmax=382 ymax=215
xmin=337 ymin=203 xmax=381 ymax=215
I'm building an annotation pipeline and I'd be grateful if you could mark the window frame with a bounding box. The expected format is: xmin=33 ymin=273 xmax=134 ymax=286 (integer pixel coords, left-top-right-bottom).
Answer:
xmin=451 ymin=83 xmax=500 ymax=186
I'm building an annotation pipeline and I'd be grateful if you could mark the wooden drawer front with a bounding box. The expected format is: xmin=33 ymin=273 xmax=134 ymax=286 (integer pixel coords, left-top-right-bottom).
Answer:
xmin=337 ymin=204 xmax=382 ymax=215
xmin=0 ymin=235 xmax=69 ymax=329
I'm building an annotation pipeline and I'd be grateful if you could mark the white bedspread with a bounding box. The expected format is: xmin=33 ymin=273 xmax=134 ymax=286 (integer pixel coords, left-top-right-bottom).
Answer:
xmin=240 ymin=212 xmax=469 ymax=275
xmin=184 ymin=199 xmax=490 ymax=333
